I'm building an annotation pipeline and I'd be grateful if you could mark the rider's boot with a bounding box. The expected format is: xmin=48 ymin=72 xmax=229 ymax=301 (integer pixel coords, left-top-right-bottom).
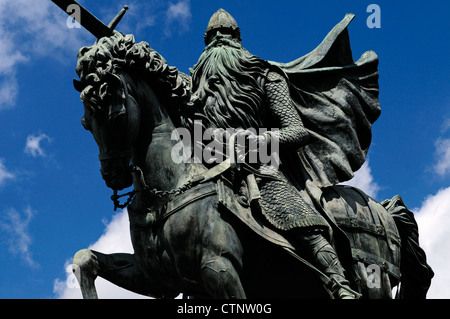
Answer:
xmin=296 ymin=229 xmax=360 ymax=299
xmin=313 ymin=241 xmax=359 ymax=299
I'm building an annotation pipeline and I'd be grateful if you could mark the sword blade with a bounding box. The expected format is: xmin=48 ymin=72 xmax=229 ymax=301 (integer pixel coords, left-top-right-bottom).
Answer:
xmin=51 ymin=0 xmax=111 ymax=39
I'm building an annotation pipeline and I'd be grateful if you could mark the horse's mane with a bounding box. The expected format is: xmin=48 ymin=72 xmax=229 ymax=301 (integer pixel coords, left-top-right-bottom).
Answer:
xmin=75 ymin=32 xmax=191 ymax=125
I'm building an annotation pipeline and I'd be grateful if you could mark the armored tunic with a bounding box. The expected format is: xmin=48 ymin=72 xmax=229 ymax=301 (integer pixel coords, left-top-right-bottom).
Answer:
xmin=255 ymin=70 xmax=329 ymax=231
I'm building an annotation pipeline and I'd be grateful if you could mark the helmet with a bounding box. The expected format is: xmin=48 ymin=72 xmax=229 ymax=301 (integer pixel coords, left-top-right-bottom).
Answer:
xmin=204 ymin=9 xmax=241 ymax=44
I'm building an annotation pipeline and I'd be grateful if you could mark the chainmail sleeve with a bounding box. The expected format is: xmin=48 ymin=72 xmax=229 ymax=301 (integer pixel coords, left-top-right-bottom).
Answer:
xmin=264 ymin=71 xmax=309 ymax=149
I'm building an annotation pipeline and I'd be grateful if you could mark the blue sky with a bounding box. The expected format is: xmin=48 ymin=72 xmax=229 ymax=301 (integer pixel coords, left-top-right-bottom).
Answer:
xmin=0 ymin=0 xmax=448 ymax=299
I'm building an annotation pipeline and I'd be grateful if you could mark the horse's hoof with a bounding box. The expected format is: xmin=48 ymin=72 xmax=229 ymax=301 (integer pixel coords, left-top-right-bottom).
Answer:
xmin=73 ymin=249 xmax=99 ymax=277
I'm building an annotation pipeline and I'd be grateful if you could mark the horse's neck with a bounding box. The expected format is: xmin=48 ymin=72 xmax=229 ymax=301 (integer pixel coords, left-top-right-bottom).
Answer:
xmin=132 ymin=79 xmax=203 ymax=201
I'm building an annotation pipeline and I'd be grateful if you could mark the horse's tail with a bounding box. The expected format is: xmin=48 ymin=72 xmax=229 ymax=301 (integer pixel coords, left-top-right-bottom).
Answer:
xmin=381 ymin=195 xmax=434 ymax=299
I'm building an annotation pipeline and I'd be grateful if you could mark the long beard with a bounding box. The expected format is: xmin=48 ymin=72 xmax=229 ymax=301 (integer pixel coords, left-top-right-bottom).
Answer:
xmin=191 ymin=38 xmax=268 ymax=129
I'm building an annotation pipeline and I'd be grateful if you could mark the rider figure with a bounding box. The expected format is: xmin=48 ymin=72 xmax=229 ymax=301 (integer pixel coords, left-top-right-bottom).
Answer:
xmin=190 ymin=9 xmax=358 ymax=299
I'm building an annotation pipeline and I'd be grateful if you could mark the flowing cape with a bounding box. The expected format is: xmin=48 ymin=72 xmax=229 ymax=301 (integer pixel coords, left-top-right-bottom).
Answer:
xmin=269 ymin=13 xmax=380 ymax=188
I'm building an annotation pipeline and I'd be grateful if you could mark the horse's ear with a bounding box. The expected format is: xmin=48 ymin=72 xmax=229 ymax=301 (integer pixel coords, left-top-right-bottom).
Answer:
xmin=73 ymin=78 xmax=85 ymax=92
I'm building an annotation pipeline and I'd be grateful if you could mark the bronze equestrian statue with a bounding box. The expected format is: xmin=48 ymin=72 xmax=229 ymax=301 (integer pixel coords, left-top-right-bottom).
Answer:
xmin=52 ymin=1 xmax=433 ymax=299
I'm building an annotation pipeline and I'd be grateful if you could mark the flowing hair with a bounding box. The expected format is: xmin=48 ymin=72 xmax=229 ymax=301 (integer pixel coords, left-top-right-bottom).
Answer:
xmin=75 ymin=31 xmax=191 ymax=125
xmin=190 ymin=37 xmax=268 ymax=130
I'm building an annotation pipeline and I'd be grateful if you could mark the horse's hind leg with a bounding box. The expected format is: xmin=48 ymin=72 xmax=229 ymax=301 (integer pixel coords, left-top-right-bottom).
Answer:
xmin=73 ymin=249 xmax=156 ymax=298
xmin=200 ymin=256 xmax=246 ymax=299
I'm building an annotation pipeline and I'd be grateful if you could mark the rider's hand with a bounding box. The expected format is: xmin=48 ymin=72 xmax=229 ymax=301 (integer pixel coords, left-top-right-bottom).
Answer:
xmin=234 ymin=130 xmax=268 ymax=163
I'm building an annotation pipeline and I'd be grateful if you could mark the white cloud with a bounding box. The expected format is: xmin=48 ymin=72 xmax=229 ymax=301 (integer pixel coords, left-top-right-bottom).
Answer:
xmin=341 ymin=160 xmax=380 ymax=199
xmin=167 ymin=0 xmax=191 ymax=21
xmin=24 ymin=133 xmax=52 ymax=158
xmin=0 ymin=0 xmax=87 ymax=55
xmin=54 ymin=209 xmax=151 ymax=299
xmin=0 ymin=0 xmax=194 ymax=109
xmin=165 ymin=0 xmax=192 ymax=36
xmin=414 ymin=187 xmax=450 ymax=299
xmin=431 ymin=117 xmax=450 ymax=177
xmin=0 ymin=158 xmax=15 ymax=186
xmin=0 ymin=31 xmax=27 ymax=109
xmin=0 ymin=206 xmax=38 ymax=268
xmin=0 ymin=0 xmax=88 ymax=109
xmin=0 ymin=34 xmax=27 ymax=75
xmin=111 ymin=1 xmax=191 ymax=36
xmin=433 ymin=138 xmax=450 ymax=177
xmin=0 ymin=76 xmax=20 ymax=109
xmin=113 ymin=1 xmax=158 ymax=33
xmin=88 ymin=209 xmax=134 ymax=254
xmin=441 ymin=118 xmax=450 ymax=134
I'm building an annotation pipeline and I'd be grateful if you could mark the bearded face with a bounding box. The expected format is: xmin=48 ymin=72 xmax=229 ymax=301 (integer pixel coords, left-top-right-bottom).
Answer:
xmin=190 ymin=35 xmax=268 ymax=130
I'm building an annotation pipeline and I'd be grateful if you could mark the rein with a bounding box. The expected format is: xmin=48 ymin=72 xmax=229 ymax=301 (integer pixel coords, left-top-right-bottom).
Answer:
xmin=111 ymin=189 xmax=135 ymax=211
xmin=109 ymin=162 xmax=224 ymax=211
xmin=109 ymin=129 xmax=282 ymax=210
xmin=133 ymin=164 xmax=206 ymax=199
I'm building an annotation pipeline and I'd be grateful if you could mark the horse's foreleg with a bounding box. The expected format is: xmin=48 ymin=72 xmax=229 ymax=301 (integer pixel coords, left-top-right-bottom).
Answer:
xmin=201 ymin=256 xmax=246 ymax=299
xmin=73 ymin=249 xmax=99 ymax=299
xmin=74 ymin=249 xmax=160 ymax=298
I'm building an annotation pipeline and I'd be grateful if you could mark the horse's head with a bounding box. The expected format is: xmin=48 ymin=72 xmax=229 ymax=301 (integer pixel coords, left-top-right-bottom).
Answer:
xmin=73 ymin=33 xmax=140 ymax=190
xmin=74 ymin=32 xmax=191 ymax=192
xmin=75 ymin=70 xmax=139 ymax=191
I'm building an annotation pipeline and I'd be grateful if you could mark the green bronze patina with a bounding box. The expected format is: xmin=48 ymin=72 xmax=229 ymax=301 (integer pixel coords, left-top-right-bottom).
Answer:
xmin=52 ymin=2 xmax=433 ymax=299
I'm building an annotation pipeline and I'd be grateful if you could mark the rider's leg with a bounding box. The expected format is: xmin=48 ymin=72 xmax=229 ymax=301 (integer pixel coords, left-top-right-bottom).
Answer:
xmin=294 ymin=228 xmax=359 ymax=299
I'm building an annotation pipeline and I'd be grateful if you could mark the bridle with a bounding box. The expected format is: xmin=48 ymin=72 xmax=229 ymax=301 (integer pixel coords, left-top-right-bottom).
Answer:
xmin=97 ymin=73 xmax=139 ymax=210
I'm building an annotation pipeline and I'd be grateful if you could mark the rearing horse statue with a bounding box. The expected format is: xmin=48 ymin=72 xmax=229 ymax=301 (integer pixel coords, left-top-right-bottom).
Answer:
xmin=69 ymin=31 xmax=433 ymax=299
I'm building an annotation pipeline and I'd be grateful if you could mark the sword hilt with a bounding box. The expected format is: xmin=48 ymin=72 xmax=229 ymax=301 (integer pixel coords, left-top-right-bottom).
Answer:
xmin=108 ymin=5 xmax=128 ymax=32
